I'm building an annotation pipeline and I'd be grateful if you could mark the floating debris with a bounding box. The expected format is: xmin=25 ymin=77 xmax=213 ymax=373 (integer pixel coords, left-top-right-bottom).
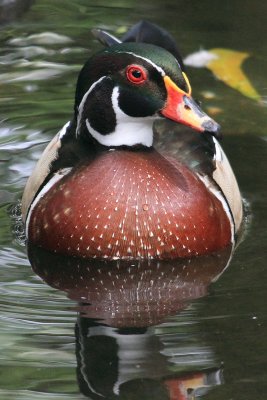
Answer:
xmin=185 ymin=48 xmax=261 ymax=101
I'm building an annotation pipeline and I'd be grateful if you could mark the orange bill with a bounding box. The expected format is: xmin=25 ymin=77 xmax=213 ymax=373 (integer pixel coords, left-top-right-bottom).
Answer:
xmin=161 ymin=74 xmax=221 ymax=138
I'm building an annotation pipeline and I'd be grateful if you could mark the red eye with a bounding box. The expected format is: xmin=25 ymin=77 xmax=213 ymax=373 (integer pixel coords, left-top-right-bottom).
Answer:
xmin=126 ymin=65 xmax=147 ymax=84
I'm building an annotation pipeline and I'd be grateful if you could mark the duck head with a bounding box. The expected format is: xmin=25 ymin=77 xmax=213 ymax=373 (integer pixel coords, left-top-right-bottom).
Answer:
xmin=74 ymin=42 xmax=220 ymax=148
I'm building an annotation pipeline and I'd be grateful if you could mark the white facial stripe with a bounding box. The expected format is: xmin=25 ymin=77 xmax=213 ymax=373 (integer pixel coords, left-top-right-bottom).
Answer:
xmin=76 ymin=76 xmax=107 ymax=137
xmin=86 ymin=86 xmax=154 ymax=147
xmin=119 ymin=51 xmax=165 ymax=76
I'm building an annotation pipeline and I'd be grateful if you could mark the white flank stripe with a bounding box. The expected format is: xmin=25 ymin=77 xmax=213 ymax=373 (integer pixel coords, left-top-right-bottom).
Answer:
xmin=197 ymin=173 xmax=235 ymax=244
xmin=213 ymin=136 xmax=223 ymax=162
xmin=25 ymin=168 xmax=72 ymax=237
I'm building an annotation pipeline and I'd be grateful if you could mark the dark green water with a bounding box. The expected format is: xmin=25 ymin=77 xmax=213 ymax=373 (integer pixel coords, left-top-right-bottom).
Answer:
xmin=0 ymin=1 xmax=267 ymax=399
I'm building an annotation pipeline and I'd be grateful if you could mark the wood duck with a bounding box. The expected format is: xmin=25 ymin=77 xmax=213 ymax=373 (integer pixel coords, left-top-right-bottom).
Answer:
xmin=22 ymin=21 xmax=243 ymax=260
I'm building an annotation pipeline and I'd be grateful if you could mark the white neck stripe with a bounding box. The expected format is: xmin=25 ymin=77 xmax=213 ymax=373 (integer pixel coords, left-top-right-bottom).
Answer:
xmin=76 ymin=76 xmax=107 ymax=137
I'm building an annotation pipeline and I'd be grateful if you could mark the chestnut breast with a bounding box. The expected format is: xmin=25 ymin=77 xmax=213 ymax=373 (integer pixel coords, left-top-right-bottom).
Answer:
xmin=28 ymin=149 xmax=232 ymax=259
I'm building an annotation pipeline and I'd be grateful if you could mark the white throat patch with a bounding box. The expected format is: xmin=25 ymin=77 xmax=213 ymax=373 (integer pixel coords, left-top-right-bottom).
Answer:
xmin=86 ymin=86 xmax=155 ymax=147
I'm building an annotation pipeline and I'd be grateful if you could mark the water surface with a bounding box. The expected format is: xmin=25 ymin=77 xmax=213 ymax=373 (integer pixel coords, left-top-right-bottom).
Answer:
xmin=0 ymin=1 xmax=267 ymax=399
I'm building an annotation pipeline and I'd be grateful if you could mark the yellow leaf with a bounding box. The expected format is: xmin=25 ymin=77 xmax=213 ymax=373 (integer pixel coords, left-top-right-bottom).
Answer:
xmin=207 ymin=48 xmax=261 ymax=101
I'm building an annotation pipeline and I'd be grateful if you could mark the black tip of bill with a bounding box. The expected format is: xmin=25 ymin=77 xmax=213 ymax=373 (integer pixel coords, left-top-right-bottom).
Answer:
xmin=202 ymin=119 xmax=222 ymax=140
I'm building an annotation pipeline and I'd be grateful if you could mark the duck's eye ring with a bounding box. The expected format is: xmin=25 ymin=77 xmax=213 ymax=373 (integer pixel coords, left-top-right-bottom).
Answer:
xmin=126 ymin=65 xmax=147 ymax=84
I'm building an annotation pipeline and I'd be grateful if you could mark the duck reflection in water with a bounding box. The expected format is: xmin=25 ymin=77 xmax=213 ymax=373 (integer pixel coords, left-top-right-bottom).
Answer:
xmin=28 ymin=243 xmax=233 ymax=399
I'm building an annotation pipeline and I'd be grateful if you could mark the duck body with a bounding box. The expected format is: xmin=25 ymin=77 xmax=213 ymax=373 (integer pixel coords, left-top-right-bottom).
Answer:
xmin=22 ymin=22 xmax=243 ymax=260
xmin=27 ymin=146 xmax=233 ymax=259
